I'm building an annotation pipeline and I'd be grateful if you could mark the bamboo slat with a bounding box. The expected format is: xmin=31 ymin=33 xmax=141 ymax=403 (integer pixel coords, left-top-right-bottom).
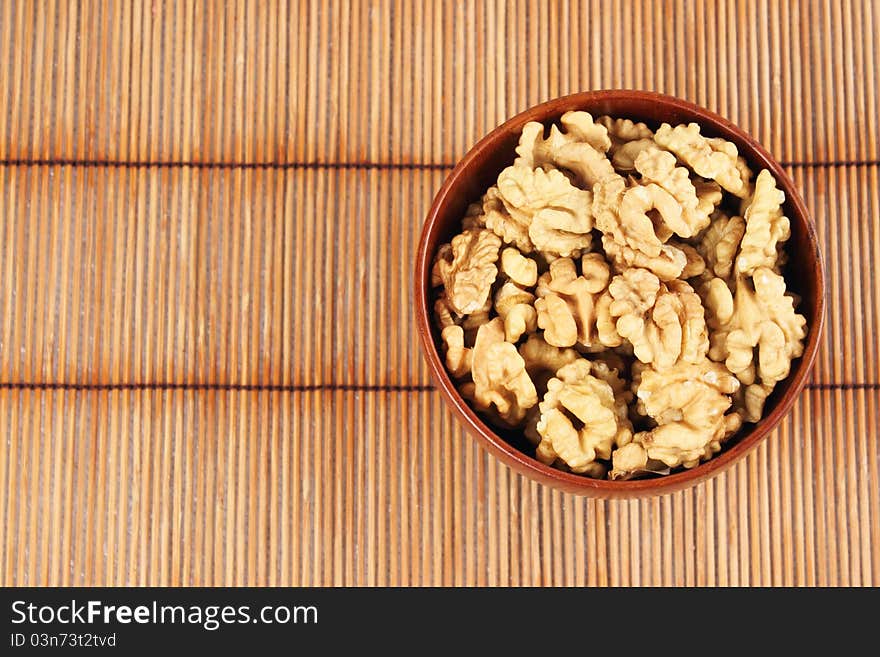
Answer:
xmin=0 ymin=165 xmax=446 ymax=386
xmin=1 ymin=164 xmax=877 ymax=388
xmin=795 ymin=165 xmax=880 ymax=385
xmin=1 ymin=0 xmax=878 ymax=587
xmin=0 ymin=387 xmax=876 ymax=586
xmin=0 ymin=1 xmax=878 ymax=166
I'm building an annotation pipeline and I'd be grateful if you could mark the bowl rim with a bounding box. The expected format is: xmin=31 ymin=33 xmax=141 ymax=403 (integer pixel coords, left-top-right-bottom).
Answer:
xmin=414 ymin=89 xmax=826 ymax=498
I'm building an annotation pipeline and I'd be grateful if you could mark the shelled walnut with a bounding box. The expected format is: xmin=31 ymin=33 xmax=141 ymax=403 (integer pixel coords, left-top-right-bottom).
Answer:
xmin=534 ymin=359 xmax=632 ymax=475
xmin=654 ymin=122 xmax=752 ymax=197
xmin=628 ymin=359 xmax=743 ymax=470
xmin=496 ymin=165 xmax=594 ymax=257
xmin=606 ymin=269 xmax=708 ymax=370
xmin=534 ymin=255 xmax=613 ymax=348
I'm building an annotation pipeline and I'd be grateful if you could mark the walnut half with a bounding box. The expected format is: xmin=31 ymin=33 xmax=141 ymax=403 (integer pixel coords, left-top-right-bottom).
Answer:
xmin=653 ymin=122 xmax=752 ymax=198
xmin=434 ymin=228 xmax=502 ymax=315
xmin=607 ymin=269 xmax=709 ymax=370
xmin=460 ymin=318 xmax=538 ymax=427
xmin=534 ymin=359 xmax=632 ymax=476
xmin=534 ymin=254 xmax=615 ymax=349
xmin=703 ymin=268 xmax=806 ymax=388
xmin=633 ymin=358 xmax=742 ymax=469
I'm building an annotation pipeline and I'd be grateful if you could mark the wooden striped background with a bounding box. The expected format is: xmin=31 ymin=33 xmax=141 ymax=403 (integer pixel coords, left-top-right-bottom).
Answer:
xmin=0 ymin=0 xmax=877 ymax=586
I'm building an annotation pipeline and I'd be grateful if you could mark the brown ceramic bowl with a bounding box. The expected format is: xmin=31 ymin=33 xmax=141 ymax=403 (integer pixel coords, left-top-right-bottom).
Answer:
xmin=414 ymin=90 xmax=825 ymax=498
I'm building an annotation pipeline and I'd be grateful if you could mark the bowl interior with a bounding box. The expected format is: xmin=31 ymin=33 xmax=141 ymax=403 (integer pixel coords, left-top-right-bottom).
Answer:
xmin=417 ymin=91 xmax=824 ymax=497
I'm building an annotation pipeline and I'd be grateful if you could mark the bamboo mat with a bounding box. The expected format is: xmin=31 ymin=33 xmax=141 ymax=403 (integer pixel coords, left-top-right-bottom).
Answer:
xmin=0 ymin=0 xmax=878 ymax=587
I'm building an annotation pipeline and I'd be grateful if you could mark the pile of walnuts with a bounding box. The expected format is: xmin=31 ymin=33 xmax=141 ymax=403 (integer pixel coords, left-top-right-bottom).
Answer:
xmin=432 ymin=112 xmax=808 ymax=480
